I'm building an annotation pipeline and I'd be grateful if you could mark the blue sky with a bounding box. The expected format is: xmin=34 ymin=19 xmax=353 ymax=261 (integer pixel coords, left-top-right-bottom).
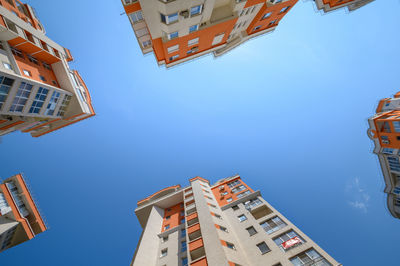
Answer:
xmin=1 ymin=0 xmax=399 ymax=265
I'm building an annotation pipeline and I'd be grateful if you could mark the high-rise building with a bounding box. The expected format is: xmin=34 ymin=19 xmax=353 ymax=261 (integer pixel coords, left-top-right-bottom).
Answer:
xmin=0 ymin=173 xmax=47 ymax=253
xmin=0 ymin=0 xmax=94 ymax=138
xmin=313 ymin=0 xmax=375 ymax=13
xmin=131 ymin=175 xmax=340 ymax=266
xmin=368 ymin=91 xmax=400 ymax=219
xmin=122 ymin=0 xmax=298 ymax=68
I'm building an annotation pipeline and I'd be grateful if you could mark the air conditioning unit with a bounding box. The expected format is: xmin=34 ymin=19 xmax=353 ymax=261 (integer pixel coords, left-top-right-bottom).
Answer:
xmin=219 ymin=186 xmax=225 ymax=191
xmin=180 ymin=10 xmax=189 ymax=18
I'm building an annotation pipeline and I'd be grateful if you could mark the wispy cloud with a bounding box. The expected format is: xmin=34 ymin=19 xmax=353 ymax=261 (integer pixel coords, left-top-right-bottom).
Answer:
xmin=345 ymin=177 xmax=370 ymax=213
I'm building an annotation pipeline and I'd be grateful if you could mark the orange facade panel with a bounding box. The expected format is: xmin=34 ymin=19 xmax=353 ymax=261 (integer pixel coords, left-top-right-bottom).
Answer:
xmin=186 ymin=212 xmax=198 ymax=222
xmin=247 ymin=0 xmax=298 ymax=36
xmin=189 ymin=237 xmax=204 ymax=252
xmin=211 ymin=177 xmax=254 ymax=207
xmin=123 ymin=1 xmax=141 ymax=14
xmin=154 ymin=17 xmax=237 ymax=65
xmin=162 ymin=202 xmax=184 ymax=232
xmin=188 ymin=223 xmax=200 ymax=235
xmin=191 ymin=257 xmax=208 ymax=266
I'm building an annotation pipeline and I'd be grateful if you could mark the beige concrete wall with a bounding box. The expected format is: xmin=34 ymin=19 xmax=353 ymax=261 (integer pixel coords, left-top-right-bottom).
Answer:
xmin=132 ymin=205 xmax=164 ymax=266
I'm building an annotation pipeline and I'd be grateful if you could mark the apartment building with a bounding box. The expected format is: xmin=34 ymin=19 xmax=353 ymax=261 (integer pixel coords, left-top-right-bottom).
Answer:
xmin=122 ymin=0 xmax=298 ymax=68
xmin=368 ymin=91 xmax=400 ymax=219
xmin=0 ymin=0 xmax=94 ymax=138
xmin=0 ymin=173 xmax=47 ymax=253
xmin=313 ymin=0 xmax=375 ymax=13
xmin=131 ymin=175 xmax=340 ymax=266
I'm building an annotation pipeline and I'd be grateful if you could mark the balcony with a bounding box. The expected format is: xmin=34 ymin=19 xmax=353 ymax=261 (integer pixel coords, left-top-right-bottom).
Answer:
xmin=2 ymin=18 xmax=61 ymax=64
xmin=188 ymin=223 xmax=201 ymax=241
xmin=189 ymin=237 xmax=205 ymax=261
xmin=190 ymin=256 xmax=208 ymax=266
xmin=187 ymin=212 xmax=199 ymax=226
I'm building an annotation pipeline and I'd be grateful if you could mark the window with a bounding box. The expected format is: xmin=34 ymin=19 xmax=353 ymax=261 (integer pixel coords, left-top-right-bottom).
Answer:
xmin=44 ymin=91 xmax=60 ymax=116
xmin=273 ymin=230 xmax=304 ymax=251
xmin=246 ymin=226 xmax=257 ymax=236
xmin=167 ymin=44 xmax=179 ymax=54
xmin=219 ymin=226 xmax=228 ymax=232
xmin=167 ymin=208 xmax=172 ymax=212
xmin=160 ymin=248 xmax=168 ymax=258
xmin=387 ymin=156 xmax=400 ymax=172
xmin=232 ymin=205 xmax=239 ymax=211
xmin=280 ymin=6 xmax=290 ymax=13
xmin=181 ymin=218 xmax=185 ymax=224
xmin=189 ymin=24 xmax=199 ymax=33
xmin=226 ymin=242 xmax=235 ymax=250
xmin=261 ymin=12 xmax=272 ymax=20
xmin=23 ymin=69 xmax=31 ymax=76
xmin=253 ymin=26 xmax=261 ymax=31
xmin=231 ymin=185 xmax=246 ymax=194
xmin=237 ymin=190 xmax=251 ymax=198
xmin=166 ymin=215 xmax=171 ymax=220
xmin=169 ymin=54 xmax=179 ymax=61
xmin=11 ymin=47 xmax=24 ymax=59
xmin=180 ymin=210 xmax=185 ymax=216
xmin=164 ymin=225 xmax=170 ymax=230
xmin=57 ymin=94 xmax=71 ymax=116
xmin=221 ymin=191 xmax=228 ymax=196
xmin=214 ymin=213 xmax=222 ymax=219
xmin=39 ymin=75 xmax=47 ymax=82
xmin=168 ymin=31 xmax=179 ymax=40
xmin=393 ymin=121 xmax=400 ymax=132
xmin=3 ymin=62 xmax=12 ymax=70
xmin=190 ymin=5 xmax=203 ymax=16
xmin=9 ymin=82 xmax=33 ymax=112
xmin=238 ymin=214 xmax=247 ymax=222
xmin=227 ymin=180 xmax=241 ymax=188
xmin=0 ymin=76 xmax=15 ymax=110
xmin=227 ymin=197 xmax=233 ymax=203
xmin=268 ymin=20 xmax=277 ymax=26
xmin=142 ymin=40 xmax=152 ymax=48
xmin=29 ymin=87 xmax=49 ymax=114
xmin=28 ymin=55 xmax=39 ymax=65
xmin=161 ymin=236 xmax=168 ymax=243
xmin=181 ymin=229 xmax=186 ymax=238
xmin=129 ymin=11 xmax=143 ymax=23
xmin=260 ymin=216 xmax=287 ymax=234
xmin=244 ymin=198 xmax=263 ymax=210
xmin=212 ymin=33 xmax=225 ymax=45
xmin=209 ymin=204 xmax=217 ymax=208
xmin=161 ymin=12 xmax=178 ymax=24
xmin=181 ymin=241 xmax=187 ymax=252
xmin=42 ymin=62 xmax=51 ymax=70
xmin=257 ymin=242 xmax=270 ymax=254
xmin=290 ymin=249 xmax=331 ymax=266
xmin=182 ymin=257 xmax=188 ymax=266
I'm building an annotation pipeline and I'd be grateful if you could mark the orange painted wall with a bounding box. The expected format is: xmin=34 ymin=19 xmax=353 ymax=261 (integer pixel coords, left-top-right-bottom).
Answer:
xmin=323 ymin=0 xmax=355 ymax=8
xmin=372 ymin=111 xmax=400 ymax=149
xmin=189 ymin=237 xmax=204 ymax=251
xmin=211 ymin=177 xmax=254 ymax=207
xmin=191 ymin=257 xmax=208 ymax=266
xmin=153 ymin=17 xmax=238 ymax=65
xmin=0 ymin=0 xmax=39 ymax=31
xmin=188 ymin=223 xmax=200 ymax=234
xmin=187 ymin=212 xmax=198 ymax=222
xmin=12 ymin=48 xmax=60 ymax=87
xmin=122 ymin=1 xmax=141 ymax=14
xmin=161 ymin=202 xmax=184 ymax=232
xmin=247 ymin=0 xmax=298 ymax=36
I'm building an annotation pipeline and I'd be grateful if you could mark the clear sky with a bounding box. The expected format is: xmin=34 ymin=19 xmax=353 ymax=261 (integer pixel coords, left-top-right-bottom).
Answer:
xmin=1 ymin=0 xmax=399 ymax=265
